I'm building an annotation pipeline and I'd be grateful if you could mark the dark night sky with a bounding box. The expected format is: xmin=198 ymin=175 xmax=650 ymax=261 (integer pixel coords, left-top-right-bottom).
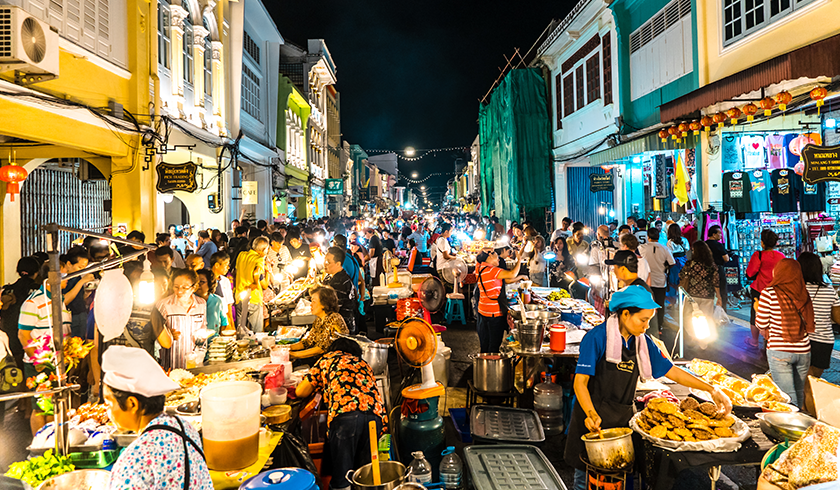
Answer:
xmin=267 ymin=1 xmax=573 ymax=204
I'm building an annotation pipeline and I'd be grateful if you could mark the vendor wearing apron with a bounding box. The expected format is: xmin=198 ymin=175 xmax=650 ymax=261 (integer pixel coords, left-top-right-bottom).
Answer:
xmin=102 ymin=346 xmax=212 ymax=490
xmin=564 ymin=286 xmax=732 ymax=490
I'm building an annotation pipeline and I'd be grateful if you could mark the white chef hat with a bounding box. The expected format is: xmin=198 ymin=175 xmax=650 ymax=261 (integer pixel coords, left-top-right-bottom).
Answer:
xmin=102 ymin=346 xmax=180 ymax=397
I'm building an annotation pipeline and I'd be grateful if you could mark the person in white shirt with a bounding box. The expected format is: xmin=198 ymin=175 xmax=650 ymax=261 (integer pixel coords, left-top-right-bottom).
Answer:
xmin=639 ymin=227 xmax=676 ymax=336
xmin=435 ymin=223 xmax=454 ymax=275
xmin=618 ymin=232 xmax=650 ymax=283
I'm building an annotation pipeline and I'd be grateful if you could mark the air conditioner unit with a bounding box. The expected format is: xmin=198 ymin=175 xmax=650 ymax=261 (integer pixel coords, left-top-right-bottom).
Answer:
xmin=0 ymin=5 xmax=59 ymax=84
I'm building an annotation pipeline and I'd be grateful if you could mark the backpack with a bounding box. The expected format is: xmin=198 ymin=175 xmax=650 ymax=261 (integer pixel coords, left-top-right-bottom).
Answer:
xmin=0 ymin=332 xmax=23 ymax=394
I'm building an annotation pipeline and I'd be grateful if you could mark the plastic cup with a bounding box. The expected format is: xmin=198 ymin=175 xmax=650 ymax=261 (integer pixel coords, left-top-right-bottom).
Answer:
xmin=549 ymin=324 xmax=567 ymax=352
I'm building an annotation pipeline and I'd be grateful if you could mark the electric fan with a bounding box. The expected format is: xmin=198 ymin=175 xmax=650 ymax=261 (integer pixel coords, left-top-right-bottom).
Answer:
xmin=417 ymin=276 xmax=446 ymax=324
xmin=394 ymin=317 xmax=445 ymax=399
xmin=439 ymin=258 xmax=467 ymax=297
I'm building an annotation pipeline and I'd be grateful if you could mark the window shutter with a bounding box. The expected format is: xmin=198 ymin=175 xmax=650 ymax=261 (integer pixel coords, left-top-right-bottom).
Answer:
xmin=555 ymin=73 xmax=563 ymax=129
xmin=575 ymin=65 xmax=585 ymax=111
xmin=82 ymin=0 xmax=97 ymax=51
xmin=97 ymin=0 xmax=109 ymax=57
xmin=48 ymin=0 xmax=63 ymax=29
xmin=26 ymin=0 xmax=48 ymax=22
xmin=602 ymin=33 xmax=612 ymax=105
xmin=64 ymin=0 xmax=81 ymax=42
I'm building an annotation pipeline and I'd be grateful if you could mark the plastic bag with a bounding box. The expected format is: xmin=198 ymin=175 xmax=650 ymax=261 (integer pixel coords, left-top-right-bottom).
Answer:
xmin=713 ymin=305 xmax=729 ymax=325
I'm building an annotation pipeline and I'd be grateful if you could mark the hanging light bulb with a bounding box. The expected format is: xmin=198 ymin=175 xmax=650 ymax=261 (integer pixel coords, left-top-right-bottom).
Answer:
xmin=575 ymin=253 xmax=589 ymax=266
xmin=138 ymin=260 xmax=156 ymax=305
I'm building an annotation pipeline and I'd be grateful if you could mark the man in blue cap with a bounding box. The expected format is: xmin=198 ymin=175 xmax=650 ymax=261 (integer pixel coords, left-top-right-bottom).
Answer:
xmin=564 ymin=286 xmax=732 ymax=490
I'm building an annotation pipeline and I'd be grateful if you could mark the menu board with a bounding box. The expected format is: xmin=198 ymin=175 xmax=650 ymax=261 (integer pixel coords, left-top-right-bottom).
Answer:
xmin=802 ymin=144 xmax=840 ymax=184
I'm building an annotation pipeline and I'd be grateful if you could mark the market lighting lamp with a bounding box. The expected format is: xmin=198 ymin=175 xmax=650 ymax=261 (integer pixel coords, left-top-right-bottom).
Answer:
xmin=775 ymin=91 xmax=792 ymax=111
xmin=759 ymin=97 xmax=775 ymax=117
xmin=726 ymin=107 xmax=742 ymax=125
xmin=138 ymin=260 xmax=156 ymax=304
xmin=742 ymin=103 xmax=758 ymax=122
xmin=575 ymin=253 xmax=588 ymax=266
xmin=811 ymin=87 xmax=828 ymax=115
xmin=0 ymin=161 xmax=28 ymax=202
xmin=659 ymin=129 xmax=669 ymax=143
xmin=713 ymin=112 xmax=727 ymax=129
xmin=689 ymin=120 xmax=702 ymax=135
xmin=677 ymin=122 xmax=689 ymax=137
xmin=700 ymin=116 xmax=714 ymax=133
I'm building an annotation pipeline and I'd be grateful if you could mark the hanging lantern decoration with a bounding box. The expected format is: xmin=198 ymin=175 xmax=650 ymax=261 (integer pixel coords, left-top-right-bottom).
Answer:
xmin=689 ymin=120 xmax=702 ymax=135
xmin=811 ymin=86 xmax=828 ymax=115
xmin=668 ymin=125 xmax=680 ymax=141
xmin=742 ymin=103 xmax=758 ymax=122
xmin=677 ymin=122 xmax=689 ymax=137
xmin=713 ymin=112 xmax=727 ymax=129
xmin=759 ymin=97 xmax=775 ymax=116
xmin=789 ymin=134 xmax=817 ymax=157
xmin=775 ymin=91 xmax=792 ymax=111
xmin=700 ymin=115 xmax=714 ymax=133
xmin=658 ymin=129 xmax=669 ymax=142
xmin=0 ymin=163 xmax=28 ymax=202
xmin=726 ymin=107 xmax=742 ymax=125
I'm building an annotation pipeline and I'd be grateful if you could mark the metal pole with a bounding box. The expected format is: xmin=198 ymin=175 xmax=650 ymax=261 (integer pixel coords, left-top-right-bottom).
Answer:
xmin=54 ymin=225 xmax=156 ymax=250
xmin=678 ymin=288 xmax=685 ymax=359
xmin=44 ymin=223 xmax=69 ymax=457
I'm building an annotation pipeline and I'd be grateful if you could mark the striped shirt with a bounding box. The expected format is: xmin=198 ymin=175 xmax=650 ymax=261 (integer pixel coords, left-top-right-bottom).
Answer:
xmin=805 ymin=284 xmax=839 ymax=344
xmin=477 ymin=264 xmax=504 ymax=317
xmin=18 ymin=286 xmax=71 ymax=364
xmin=156 ymin=295 xmax=206 ymax=370
xmin=756 ymin=287 xmax=811 ymax=354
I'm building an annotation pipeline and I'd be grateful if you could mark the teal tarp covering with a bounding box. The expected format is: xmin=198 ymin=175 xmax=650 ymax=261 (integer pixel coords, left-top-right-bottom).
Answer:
xmin=478 ymin=68 xmax=552 ymax=222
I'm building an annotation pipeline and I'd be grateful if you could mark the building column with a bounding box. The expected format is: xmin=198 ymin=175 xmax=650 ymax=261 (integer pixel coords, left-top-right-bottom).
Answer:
xmin=192 ymin=25 xmax=209 ymax=110
xmin=211 ymin=41 xmax=226 ymax=135
xmin=554 ymin=161 xmax=568 ymax=228
xmin=169 ymin=4 xmax=188 ymax=114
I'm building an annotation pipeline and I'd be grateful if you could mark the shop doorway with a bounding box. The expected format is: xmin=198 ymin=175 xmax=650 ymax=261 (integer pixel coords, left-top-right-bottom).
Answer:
xmin=163 ymin=196 xmax=190 ymax=229
xmin=566 ymin=166 xmax=615 ymax=231
xmin=20 ymin=160 xmax=112 ymax=256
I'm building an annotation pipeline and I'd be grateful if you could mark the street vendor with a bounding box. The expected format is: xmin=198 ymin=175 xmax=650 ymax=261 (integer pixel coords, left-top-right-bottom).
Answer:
xmin=564 ymin=286 xmax=732 ymax=490
xmin=295 ymin=337 xmax=387 ymax=490
xmin=475 ymin=248 xmax=526 ymax=353
xmin=102 ymin=345 xmax=212 ymax=490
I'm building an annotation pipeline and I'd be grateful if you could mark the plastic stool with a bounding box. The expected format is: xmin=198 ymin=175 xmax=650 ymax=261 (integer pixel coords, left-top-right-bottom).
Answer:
xmin=444 ymin=293 xmax=466 ymax=325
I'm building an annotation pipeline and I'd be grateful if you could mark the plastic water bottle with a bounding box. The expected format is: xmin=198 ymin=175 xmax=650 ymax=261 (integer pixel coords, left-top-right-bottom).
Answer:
xmin=439 ymin=446 xmax=463 ymax=489
xmin=407 ymin=451 xmax=432 ymax=484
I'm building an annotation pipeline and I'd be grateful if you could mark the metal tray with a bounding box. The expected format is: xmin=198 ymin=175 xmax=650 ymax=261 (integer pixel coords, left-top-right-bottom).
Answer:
xmin=464 ymin=444 xmax=567 ymax=490
xmin=470 ymin=406 xmax=545 ymax=443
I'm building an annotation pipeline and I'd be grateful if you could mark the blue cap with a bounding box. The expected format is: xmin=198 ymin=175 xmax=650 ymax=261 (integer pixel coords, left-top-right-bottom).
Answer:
xmin=609 ymin=285 xmax=661 ymax=312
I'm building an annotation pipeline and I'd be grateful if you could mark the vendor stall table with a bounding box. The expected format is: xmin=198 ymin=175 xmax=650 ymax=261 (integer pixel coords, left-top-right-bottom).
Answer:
xmin=210 ymin=432 xmax=283 ymax=490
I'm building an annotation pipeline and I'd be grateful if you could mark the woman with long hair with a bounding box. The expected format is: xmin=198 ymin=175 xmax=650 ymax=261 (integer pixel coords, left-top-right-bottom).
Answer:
xmin=678 ymin=241 xmax=722 ymax=347
xmin=755 ymin=259 xmax=815 ymax=407
xmin=745 ymin=229 xmax=786 ymax=348
xmin=797 ymin=252 xmax=840 ymax=379
xmin=529 ymin=236 xmax=548 ymax=287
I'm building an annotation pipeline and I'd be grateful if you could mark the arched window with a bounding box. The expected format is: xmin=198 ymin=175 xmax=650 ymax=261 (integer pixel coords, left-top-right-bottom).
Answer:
xmin=203 ymin=18 xmax=212 ymax=96
xmin=182 ymin=1 xmax=194 ymax=85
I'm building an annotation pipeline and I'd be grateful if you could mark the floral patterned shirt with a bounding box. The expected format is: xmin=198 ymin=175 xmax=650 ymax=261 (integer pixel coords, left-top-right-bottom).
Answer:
xmin=302 ymin=351 xmax=387 ymax=434
xmin=679 ymin=260 xmax=720 ymax=299
xmin=108 ymin=413 xmax=213 ymax=490
xmin=302 ymin=313 xmax=348 ymax=352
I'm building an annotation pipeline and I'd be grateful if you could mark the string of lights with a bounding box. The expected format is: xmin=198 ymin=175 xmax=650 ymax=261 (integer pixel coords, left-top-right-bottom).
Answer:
xmin=398 ymin=171 xmax=457 ymax=184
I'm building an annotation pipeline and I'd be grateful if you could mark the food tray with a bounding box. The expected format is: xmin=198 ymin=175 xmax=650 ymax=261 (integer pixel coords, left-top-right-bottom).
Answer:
xmin=471 ymin=406 xmax=545 ymax=443
xmin=630 ymin=412 xmax=752 ymax=452
xmin=70 ymin=449 xmax=119 ymax=469
xmin=689 ymin=386 xmax=792 ymax=409
xmin=464 ymin=445 xmax=566 ymax=490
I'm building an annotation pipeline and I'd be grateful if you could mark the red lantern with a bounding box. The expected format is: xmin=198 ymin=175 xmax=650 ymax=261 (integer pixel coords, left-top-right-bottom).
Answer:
xmin=0 ymin=163 xmax=28 ymax=202
xmin=759 ymin=97 xmax=775 ymax=116
xmin=789 ymin=135 xmax=816 ymax=157
xmin=726 ymin=107 xmax=742 ymax=125
xmin=658 ymin=129 xmax=669 ymax=142
xmin=689 ymin=120 xmax=702 ymax=135
xmin=700 ymin=115 xmax=714 ymax=133
xmin=713 ymin=112 xmax=727 ymax=128
xmin=742 ymin=103 xmax=758 ymax=121
xmin=677 ymin=122 xmax=689 ymax=137
xmin=811 ymin=86 xmax=828 ymax=114
xmin=775 ymin=91 xmax=792 ymax=111
xmin=668 ymin=126 xmax=680 ymax=140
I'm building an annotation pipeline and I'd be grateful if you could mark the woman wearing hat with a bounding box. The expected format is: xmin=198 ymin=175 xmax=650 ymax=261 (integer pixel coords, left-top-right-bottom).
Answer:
xmin=103 ymin=345 xmax=212 ymax=489
xmin=564 ymin=286 xmax=732 ymax=490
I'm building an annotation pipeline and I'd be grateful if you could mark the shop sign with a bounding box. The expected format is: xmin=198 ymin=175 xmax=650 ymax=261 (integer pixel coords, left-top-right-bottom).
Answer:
xmin=156 ymin=162 xmax=197 ymax=193
xmin=326 ymin=179 xmax=343 ymax=195
xmin=802 ymin=144 xmax=840 ymax=184
xmin=589 ymin=173 xmax=614 ymax=193
xmin=242 ymin=181 xmax=259 ymax=205
xmin=828 ymin=198 xmax=840 ymax=205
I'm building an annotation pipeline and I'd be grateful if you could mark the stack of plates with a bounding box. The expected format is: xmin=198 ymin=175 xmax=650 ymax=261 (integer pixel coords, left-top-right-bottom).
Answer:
xmin=207 ymin=337 xmax=235 ymax=363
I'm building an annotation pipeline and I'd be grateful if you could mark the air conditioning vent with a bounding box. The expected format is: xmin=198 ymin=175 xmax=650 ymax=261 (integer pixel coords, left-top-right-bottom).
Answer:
xmin=0 ymin=5 xmax=59 ymax=83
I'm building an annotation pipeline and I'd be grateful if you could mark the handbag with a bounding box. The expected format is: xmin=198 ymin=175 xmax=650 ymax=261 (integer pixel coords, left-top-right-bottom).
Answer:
xmin=815 ymin=229 xmax=833 ymax=253
xmin=0 ymin=332 xmax=23 ymax=394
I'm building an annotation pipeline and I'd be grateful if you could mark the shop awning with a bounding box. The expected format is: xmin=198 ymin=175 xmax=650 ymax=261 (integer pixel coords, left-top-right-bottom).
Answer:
xmin=660 ymin=33 xmax=840 ymax=123
xmin=588 ymin=131 xmax=698 ymax=167
xmin=368 ymin=153 xmax=398 ymax=176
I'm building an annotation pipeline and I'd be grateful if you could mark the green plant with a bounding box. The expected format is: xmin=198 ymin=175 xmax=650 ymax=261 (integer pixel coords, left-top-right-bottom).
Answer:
xmin=5 ymin=450 xmax=75 ymax=488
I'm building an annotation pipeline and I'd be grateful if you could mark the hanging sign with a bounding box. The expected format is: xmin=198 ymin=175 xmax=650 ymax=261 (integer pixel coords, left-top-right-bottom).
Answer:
xmin=156 ymin=162 xmax=197 ymax=193
xmin=589 ymin=173 xmax=615 ymax=193
xmin=242 ymin=181 xmax=259 ymax=205
xmin=326 ymin=178 xmax=344 ymax=195
xmin=802 ymin=144 xmax=840 ymax=184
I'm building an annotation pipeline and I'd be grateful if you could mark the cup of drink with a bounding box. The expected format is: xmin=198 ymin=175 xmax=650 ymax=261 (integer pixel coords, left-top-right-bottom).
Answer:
xmin=549 ymin=324 xmax=567 ymax=352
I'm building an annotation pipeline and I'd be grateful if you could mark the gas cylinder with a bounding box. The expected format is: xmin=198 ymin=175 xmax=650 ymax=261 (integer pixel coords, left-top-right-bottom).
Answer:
xmin=399 ymin=396 xmax=445 ymax=481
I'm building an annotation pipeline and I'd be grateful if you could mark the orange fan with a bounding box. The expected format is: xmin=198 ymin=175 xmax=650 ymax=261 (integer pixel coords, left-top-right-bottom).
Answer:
xmin=395 ymin=318 xmax=445 ymax=399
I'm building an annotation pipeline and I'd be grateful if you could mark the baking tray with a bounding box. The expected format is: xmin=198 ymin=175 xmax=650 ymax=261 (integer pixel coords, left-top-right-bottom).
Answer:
xmin=470 ymin=406 xmax=545 ymax=443
xmin=464 ymin=445 xmax=566 ymax=490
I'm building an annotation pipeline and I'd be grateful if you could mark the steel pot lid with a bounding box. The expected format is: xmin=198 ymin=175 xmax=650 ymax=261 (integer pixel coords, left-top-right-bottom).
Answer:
xmin=471 ymin=353 xmax=511 ymax=360
xmin=239 ymin=468 xmax=317 ymax=490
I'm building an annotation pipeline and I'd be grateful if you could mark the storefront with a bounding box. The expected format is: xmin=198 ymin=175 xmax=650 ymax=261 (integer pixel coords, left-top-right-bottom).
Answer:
xmin=311 ymin=185 xmax=326 ymax=218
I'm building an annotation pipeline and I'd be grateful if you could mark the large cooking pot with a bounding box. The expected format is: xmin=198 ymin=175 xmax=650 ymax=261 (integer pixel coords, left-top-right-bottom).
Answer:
xmin=581 ymin=427 xmax=635 ymax=470
xmin=346 ymin=461 xmax=406 ymax=490
xmin=471 ymin=353 xmax=514 ymax=393
xmin=362 ymin=342 xmax=390 ymax=375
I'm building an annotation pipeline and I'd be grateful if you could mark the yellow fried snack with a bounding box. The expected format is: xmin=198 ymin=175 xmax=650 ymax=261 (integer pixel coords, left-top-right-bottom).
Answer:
xmin=645 ymin=408 xmax=666 ymax=423
xmin=721 ymin=387 xmax=747 ymax=406
xmin=665 ymin=431 xmax=683 ymax=441
xmin=648 ymin=398 xmax=680 ymax=415
xmin=680 ymin=397 xmax=700 ymax=412
xmin=650 ymin=425 xmax=668 ymax=439
xmin=674 ymin=428 xmax=694 ymax=439
xmin=690 ymin=359 xmax=727 ymax=377
xmin=762 ymin=401 xmax=794 ymax=412
xmin=714 ymin=427 xmax=735 ymax=438
xmin=668 ymin=415 xmax=686 ymax=428
xmin=693 ymin=429 xmax=717 ymax=441
xmin=708 ymin=415 xmax=736 ymax=428
xmin=662 ymin=421 xmax=674 ymax=429
xmin=723 ymin=377 xmax=750 ymax=394
xmin=698 ymin=402 xmax=718 ymax=417
xmin=683 ymin=409 xmax=712 ymax=425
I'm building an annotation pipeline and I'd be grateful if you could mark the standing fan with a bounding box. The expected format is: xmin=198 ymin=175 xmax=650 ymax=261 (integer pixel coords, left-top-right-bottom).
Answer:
xmin=439 ymin=258 xmax=468 ymax=297
xmin=417 ymin=276 xmax=446 ymax=324
xmin=395 ymin=318 xmax=445 ymax=399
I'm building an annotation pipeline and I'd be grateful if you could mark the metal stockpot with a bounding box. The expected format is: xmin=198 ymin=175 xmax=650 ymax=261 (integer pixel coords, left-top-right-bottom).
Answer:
xmin=346 ymin=461 xmax=407 ymax=490
xmin=516 ymin=319 xmax=545 ymax=353
xmin=471 ymin=353 xmax=514 ymax=392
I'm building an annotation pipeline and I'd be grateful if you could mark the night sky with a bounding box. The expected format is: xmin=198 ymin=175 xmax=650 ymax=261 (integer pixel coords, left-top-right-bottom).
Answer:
xmin=268 ymin=1 xmax=573 ymax=205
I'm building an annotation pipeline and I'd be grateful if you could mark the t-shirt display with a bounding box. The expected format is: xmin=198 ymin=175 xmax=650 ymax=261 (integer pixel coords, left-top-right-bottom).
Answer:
xmin=782 ymin=133 xmax=800 ymax=167
xmin=765 ymin=134 xmax=787 ymax=169
xmin=800 ymin=181 xmax=826 ymax=212
xmin=723 ymin=171 xmax=752 ymax=213
xmin=749 ymin=169 xmax=772 ymax=213
xmin=741 ymin=135 xmax=766 ymax=168
xmin=770 ymin=169 xmax=802 ymax=213
xmin=721 ymin=135 xmax=743 ymax=172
